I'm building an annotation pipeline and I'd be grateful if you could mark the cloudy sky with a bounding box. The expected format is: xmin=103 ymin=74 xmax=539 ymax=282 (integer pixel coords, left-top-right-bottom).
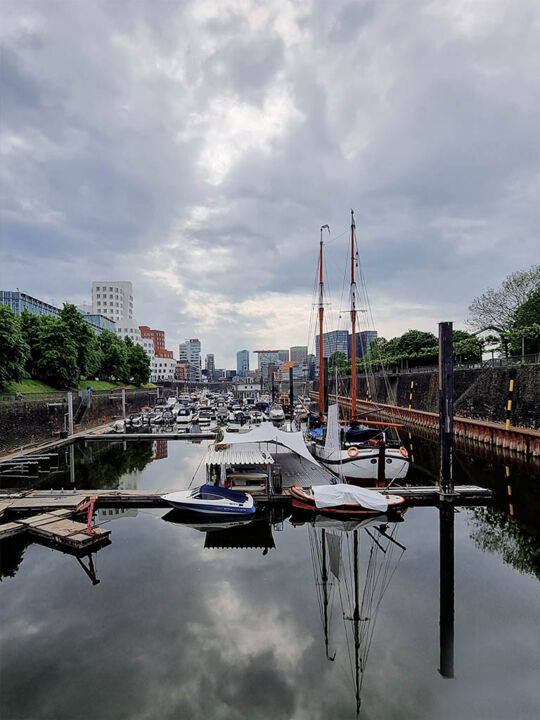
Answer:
xmin=1 ymin=0 xmax=539 ymax=368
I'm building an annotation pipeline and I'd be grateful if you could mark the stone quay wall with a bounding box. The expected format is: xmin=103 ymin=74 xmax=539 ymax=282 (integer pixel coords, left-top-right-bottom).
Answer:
xmin=324 ymin=365 xmax=539 ymax=429
xmin=0 ymin=388 xmax=158 ymax=455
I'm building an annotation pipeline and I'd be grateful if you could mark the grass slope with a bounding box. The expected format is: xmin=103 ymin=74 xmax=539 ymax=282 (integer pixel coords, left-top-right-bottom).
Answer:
xmin=2 ymin=379 xmax=156 ymax=394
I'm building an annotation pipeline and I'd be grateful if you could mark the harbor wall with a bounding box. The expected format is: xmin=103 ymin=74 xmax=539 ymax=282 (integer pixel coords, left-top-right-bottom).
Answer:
xmin=0 ymin=389 xmax=158 ymax=455
xmin=326 ymin=365 xmax=539 ymax=430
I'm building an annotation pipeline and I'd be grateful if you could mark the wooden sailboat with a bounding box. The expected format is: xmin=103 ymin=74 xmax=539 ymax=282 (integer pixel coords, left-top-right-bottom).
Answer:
xmin=310 ymin=211 xmax=410 ymax=484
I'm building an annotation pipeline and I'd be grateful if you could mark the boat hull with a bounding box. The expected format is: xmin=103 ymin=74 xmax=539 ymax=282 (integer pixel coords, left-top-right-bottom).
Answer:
xmin=312 ymin=445 xmax=409 ymax=483
xmin=290 ymin=485 xmax=405 ymax=516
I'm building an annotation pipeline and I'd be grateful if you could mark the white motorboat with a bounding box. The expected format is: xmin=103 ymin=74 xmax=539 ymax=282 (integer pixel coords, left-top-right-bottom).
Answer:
xmin=162 ymin=485 xmax=255 ymax=516
xmin=176 ymin=408 xmax=194 ymax=424
xmin=269 ymin=404 xmax=285 ymax=423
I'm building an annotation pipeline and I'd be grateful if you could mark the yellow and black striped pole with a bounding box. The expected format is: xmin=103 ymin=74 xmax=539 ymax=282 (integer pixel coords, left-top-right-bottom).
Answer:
xmin=505 ymin=378 xmax=514 ymax=430
xmin=408 ymin=380 xmax=414 ymax=410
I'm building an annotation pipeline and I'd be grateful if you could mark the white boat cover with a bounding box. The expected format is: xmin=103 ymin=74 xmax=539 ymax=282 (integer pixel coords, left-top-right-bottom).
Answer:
xmin=324 ymin=404 xmax=341 ymax=452
xmin=313 ymin=484 xmax=389 ymax=511
xmin=220 ymin=426 xmax=320 ymax=466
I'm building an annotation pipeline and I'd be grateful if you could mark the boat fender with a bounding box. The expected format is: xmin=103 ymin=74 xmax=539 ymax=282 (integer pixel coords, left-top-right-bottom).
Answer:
xmin=368 ymin=438 xmax=379 ymax=447
xmin=399 ymin=446 xmax=409 ymax=458
xmin=347 ymin=446 xmax=359 ymax=458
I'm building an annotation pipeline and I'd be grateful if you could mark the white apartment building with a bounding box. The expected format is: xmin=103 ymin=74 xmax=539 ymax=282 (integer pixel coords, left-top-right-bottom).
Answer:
xmin=152 ymin=356 xmax=177 ymax=382
xmin=91 ymin=281 xmax=142 ymax=344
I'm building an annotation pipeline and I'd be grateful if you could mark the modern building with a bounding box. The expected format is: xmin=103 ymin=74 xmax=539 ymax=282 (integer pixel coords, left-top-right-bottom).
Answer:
xmin=348 ymin=330 xmax=378 ymax=359
xmin=179 ymin=339 xmax=201 ymax=382
xmin=139 ymin=325 xmax=175 ymax=382
xmin=290 ymin=345 xmax=308 ymax=364
xmin=0 ymin=290 xmax=115 ymax=335
xmin=278 ymin=349 xmax=289 ymax=363
xmin=254 ymin=350 xmax=280 ymax=379
xmin=205 ymin=354 xmax=215 ymax=382
xmin=175 ymin=363 xmax=188 ymax=381
xmin=92 ymin=281 xmax=142 ymax=344
xmin=92 ymin=281 xmax=133 ymax=323
xmin=236 ymin=350 xmax=249 ymax=378
xmin=315 ymin=330 xmax=349 ymax=361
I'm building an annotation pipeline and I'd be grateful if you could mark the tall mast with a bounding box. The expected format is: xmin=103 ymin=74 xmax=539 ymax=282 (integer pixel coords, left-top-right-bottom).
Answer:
xmin=319 ymin=224 xmax=329 ymax=422
xmin=350 ymin=210 xmax=357 ymax=419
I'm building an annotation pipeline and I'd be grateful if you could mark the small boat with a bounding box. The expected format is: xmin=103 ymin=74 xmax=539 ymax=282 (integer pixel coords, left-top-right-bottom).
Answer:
xmin=290 ymin=483 xmax=405 ymax=516
xmin=112 ymin=419 xmax=125 ymax=433
xmin=176 ymin=407 xmax=193 ymax=424
xmin=269 ymin=404 xmax=285 ymax=423
xmin=162 ymin=484 xmax=255 ymax=516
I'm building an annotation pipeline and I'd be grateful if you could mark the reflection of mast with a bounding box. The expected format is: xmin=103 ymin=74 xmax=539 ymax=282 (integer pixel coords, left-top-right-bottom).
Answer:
xmin=353 ymin=529 xmax=361 ymax=715
xmin=321 ymin=529 xmax=335 ymax=661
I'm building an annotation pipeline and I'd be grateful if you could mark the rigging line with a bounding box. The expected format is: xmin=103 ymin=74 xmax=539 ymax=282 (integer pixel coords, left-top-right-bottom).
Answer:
xmin=188 ymin=453 xmax=205 ymax=488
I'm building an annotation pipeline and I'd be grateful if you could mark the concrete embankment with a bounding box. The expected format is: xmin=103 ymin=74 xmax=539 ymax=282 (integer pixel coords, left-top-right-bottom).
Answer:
xmin=0 ymin=388 xmax=158 ymax=455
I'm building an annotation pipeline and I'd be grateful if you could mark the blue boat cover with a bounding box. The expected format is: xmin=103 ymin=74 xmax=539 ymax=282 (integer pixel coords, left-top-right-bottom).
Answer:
xmin=309 ymin=428 xmax=324 ymax=439
xmin=200 ymin=484 xmax=249 ymax=503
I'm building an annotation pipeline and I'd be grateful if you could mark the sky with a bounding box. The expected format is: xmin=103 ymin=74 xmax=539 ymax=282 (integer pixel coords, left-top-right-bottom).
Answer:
xmin=1 ymin=0 xmax=539 ymax=369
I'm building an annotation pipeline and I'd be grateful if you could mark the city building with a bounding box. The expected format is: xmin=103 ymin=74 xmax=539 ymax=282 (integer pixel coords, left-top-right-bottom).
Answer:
xmin=315 ymin=330 xmax=349 ymax=361
xmin=175 ymin=364 xmax=188 ymax=381
xmin=236 ymin=350 xmax=249 ymax=378
xmin=92 ymin=281 xmax=142 ymax=344
xmin=0 ymin=290 xmax=115 ymax=335
xmin=278 ymin=349 xmax=289 ymax=363
xmin=290 ymin=345 xmax=308 ymax=364
xmin=139 ymin=325 xmax=175 ymax=382
xmin=179 ymin=339 xmax=202 ymax=382
xmin=92 ymin=281 xmax=133 ymax=323
xmin=205 ymin=354 xmax=215 ymax=382
xmin=254 ymin=350 xmax=280 ymax=380
xmin=348 ymin=330 xmax=378 ymax=359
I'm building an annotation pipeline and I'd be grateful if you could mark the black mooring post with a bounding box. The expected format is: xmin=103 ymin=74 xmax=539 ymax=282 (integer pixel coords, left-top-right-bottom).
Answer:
xmin=439 ymin=322 xmax=454 ymax=495
xmin=271 ymin=373 xmax=275 ymax=402
xmin=439 ymin=502 xmax=455 ymax=678
xmin=377 ymin=441 xmax=386 ymax=484
xmin=289 ymin=366 xmax=294 ymax=416
xmin=323 ymin=358 xmax=329 ymax=414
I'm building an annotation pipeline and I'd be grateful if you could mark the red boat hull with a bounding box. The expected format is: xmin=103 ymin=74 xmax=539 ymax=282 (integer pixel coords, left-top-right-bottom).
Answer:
xmin=290 ymin=485 xmax=405 ymax=516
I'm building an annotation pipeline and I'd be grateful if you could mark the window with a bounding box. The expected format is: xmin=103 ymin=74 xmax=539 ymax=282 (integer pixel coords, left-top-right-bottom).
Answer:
xmin=109 ymin=287 xmax=112 ymax=291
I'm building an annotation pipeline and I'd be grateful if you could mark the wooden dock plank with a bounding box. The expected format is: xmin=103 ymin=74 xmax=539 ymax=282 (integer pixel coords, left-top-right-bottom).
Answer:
xmin=0 ymin=522 xmax=26 ymax=539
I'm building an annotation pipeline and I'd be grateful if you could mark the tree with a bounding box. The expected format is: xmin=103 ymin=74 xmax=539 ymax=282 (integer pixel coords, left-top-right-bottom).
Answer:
xmin=328 ymin=350 xmax=348 ymax=375
xmin=59 ymin=304 xmax=96 ymax=378
xmin=98 ymin=330 xmax=128 ymax=381
xmin=0 ymin=305 xmax=29 ymax=388
xmin=19 ymin=309 xmax=41 ymax=378
xmin=34 ymin=316 xmax=79 ymax=388
xmin=127 ymin=343 xmax=151 ymax=386
xmin=511 ymin=287 xmax=540 ymax=354
xmin=468 ymin=264 xmax=540 ymax=334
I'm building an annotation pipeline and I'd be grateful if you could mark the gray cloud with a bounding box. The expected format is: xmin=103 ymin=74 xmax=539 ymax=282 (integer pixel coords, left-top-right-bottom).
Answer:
xmin=1 ymin=0 xmax=539 ymax=365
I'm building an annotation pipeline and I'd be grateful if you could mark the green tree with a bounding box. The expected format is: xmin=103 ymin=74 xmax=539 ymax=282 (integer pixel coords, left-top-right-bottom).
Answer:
xmin=511 ymin=287 xmax=540 ymax=354
xmin=34 ymin=316 xmax=79 ymax=388
xmin=329 ymin=350 xmax=348 ymax=375
xmin=59 ymin=303 xmax=95 ymax=378
xmin=19 ymin=309 xmax=41 ymax=378
xmin=85 ymin=334 xmax=103 ymax=378
xmin=127 ymin=343 xmax=151 ymax=386
xmin=98 ymin=330 xmax=128 ymax=381
xmin=0 ymin=305 xmax=29 ymax=389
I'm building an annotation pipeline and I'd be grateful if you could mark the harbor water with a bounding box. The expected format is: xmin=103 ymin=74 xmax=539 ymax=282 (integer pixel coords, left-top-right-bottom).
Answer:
xmin=0 ymin=433 xmax=538 ymax=720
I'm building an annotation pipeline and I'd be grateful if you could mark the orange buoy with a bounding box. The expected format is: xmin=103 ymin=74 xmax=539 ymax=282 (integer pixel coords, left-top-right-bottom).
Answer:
xmin=347 ymin=446 xmax=359 ymax=458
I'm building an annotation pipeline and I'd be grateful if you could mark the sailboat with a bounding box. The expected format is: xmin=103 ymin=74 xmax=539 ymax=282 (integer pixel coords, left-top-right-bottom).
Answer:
xmin=309 ymin=211 xmax=410 ymax=484
xmin=299 ymin=512 xmax=407 ymax=715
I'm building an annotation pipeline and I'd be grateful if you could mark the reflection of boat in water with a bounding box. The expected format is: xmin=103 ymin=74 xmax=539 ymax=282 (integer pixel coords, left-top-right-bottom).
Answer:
xmin=297 ymin=510 xmax=406 ymax=715
xmin=162 ymin=510 xmax=276 ymax=553
xmin=161 ymin=485 xmax=255 ymax=516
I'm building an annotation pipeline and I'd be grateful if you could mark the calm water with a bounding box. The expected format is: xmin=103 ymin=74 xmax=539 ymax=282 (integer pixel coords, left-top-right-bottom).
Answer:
xmin=0 ymin=435 xmax=538 ymax=720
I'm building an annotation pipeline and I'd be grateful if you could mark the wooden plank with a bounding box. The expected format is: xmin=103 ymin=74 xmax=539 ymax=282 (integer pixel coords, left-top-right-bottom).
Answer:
xmin=0 ymin=522 xmax=26 ymax=539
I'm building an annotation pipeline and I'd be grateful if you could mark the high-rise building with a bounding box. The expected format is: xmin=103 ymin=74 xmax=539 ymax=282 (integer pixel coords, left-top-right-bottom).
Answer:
xmin=348 ymin=330 xmax=378 ymax=359
xmin=315 ymin=330 xmax=349 ymax=361
xmin=236 ymin=350 xmax=249 ymax=378
xmin=290 ymin=345 xmax=308 ymax=364
xmin=205 ymin=354 xmax=215 ymax=381
xmin=179 ymin=339 xmax=201 ymax=382
xmin=278 ymin=349 xmax=289 ymax=363
xmin=254 ymin=350 xmax=280 ymax=379
xmin=92 ymin=281 xmax=142 ymax=344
